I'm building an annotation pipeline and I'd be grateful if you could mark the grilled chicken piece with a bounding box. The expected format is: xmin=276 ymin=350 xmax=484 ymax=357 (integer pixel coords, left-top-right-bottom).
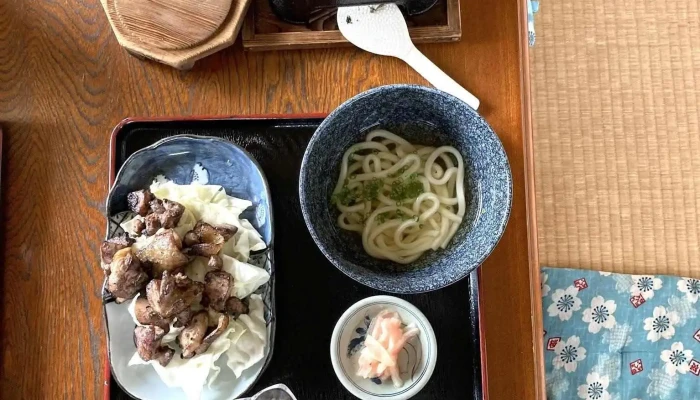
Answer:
xmin=173 ymin=308 xmax=194 ymax=328
xmin=225 ymin=296 xmax=249 ymax=317
xmin=149 ymin=198 xmax=185 ymax=229
xmin=213 ymin=224 xmax=238 ymax=242
xmin=134 ymin=325 xmax=174 ymax=366
xmin=207 ymin=255 xmax=223 ymax=270
xmin=183 ymin=222 xmax=238 ymax=257
xmin=100 ymin=235 xmax=135 ymax=266
xmin=146 ymin=271 xmax=203 ymax=319
xmin=144 ymin=213 xmax=161 ymax=236
xmin=136 ymin=229 xmax=189 ymax=276
xmin=132 ymin=218 xmax=146 ymax=236
xmin=206 ymin=308 xmax=225 ymax=328
xmin=133 ymin=297 xmax=171 ymax=329
xmin=178 ymin=311 xmax=208 ymax=359
xmin=202 ymin=271 xmax=232 ymax=312
xmin=106 ymin=248 xmax=148 ymax=302
xmin=128 ymin=193 xmax=185 ymax=236
xmin=178 ymin=312 xmax=230 ymax=358
xmin=183 ymin=231 xmax=199 ymax=247
xmin=197 ymin=314 xmax=230 ymax=355
xmin=127 ymin=190 xmax=153 ymax=217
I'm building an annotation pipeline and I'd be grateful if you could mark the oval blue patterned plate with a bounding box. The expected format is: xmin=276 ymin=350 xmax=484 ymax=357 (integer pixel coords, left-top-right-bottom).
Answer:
xmin=299 ymin=84 xmax=512 ymax=293
xmin=330 ymin=296 xmax=437 ymax=400
xmin=103 ymin=134 xmax=275 ymax=400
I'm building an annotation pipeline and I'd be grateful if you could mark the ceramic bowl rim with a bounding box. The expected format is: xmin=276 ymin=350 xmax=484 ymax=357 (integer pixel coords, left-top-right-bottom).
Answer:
xmin=330 ymin=295 xmax=438 ymax=400
xmin=299 ymin=84 xmax=513 ymax=293
xmin=106 ymin=134 xmax=274 ymax=243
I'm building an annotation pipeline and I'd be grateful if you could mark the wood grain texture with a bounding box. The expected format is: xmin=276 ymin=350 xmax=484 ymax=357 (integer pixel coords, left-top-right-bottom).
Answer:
xmin=241 ymin=0 xmax=460 ymax=51
xmin=518 ymin=0 xmax=545 ymax=397
xmin=531 ymin=0 xmax=700 ymax=276
xmin=102 ymin=0 xmax=252 ymax=68
xmin=0 ymin=0 xmax=539 ymax=399
xmin=114 ymin=0 xmax=233 ymax=50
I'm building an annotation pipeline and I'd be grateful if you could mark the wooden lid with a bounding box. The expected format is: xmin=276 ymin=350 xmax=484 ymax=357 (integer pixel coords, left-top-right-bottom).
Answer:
xmin=114 ymin=0 xmax=233 ymax=50
xmin=101 ymin=0 xmax=251 ymax=69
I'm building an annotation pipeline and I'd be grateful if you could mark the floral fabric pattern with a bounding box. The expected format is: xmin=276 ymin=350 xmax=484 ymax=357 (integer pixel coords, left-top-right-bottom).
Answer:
xmin=577 ymin=372 xmax=610 ymax=400
xmin=660 ymin=342 xmax=694 ymax=376
xmin=548 ymin=285 xmax=583 ymax=321
xmin=644 ymin=306 xmax=680 ymax=342
xmin=553 ymin=336 xmax=587 ymax=372
xmin=582 ymin=296 xmax=617 ymax=334
xmin=631 ymin=275 xmax=663 ymax=300
xmin=678 ymin=278 xmax=700 ymax=304
xmin=542 ymin=267 xmax=700 ymax=400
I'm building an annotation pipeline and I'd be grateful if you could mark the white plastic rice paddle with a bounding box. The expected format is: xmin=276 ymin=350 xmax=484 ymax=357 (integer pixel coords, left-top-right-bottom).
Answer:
xmin=337 ymin=4 xmax=480 ymax=110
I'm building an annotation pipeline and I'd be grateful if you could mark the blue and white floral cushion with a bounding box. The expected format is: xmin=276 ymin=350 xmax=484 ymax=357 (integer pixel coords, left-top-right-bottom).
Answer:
xmin=527 ymin=0 xmax=539 ymax=46
xmin=541 ymin=267 xmax=700 ymax=400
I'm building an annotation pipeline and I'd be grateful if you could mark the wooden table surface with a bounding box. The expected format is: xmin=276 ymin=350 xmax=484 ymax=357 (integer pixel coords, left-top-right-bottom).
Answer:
xmin=0 ymin=0 xmax=543 ymax=399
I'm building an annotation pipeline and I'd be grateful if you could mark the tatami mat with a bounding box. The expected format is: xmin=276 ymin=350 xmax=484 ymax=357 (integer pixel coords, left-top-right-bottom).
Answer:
xmin=530 ymin=0 xmax=700 ymax=276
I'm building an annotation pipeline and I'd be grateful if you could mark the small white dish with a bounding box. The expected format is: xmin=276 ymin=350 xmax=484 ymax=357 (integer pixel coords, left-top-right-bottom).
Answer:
xmin=330 ymin=296 xmax=437 ymax=400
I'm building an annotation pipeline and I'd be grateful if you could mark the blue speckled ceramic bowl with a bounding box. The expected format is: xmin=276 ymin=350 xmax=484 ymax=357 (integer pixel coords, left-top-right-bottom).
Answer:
xmin=104 ymin=135 xmax=275 ymax=400
xmin=299 ymin=85 xmax=512 ymax=293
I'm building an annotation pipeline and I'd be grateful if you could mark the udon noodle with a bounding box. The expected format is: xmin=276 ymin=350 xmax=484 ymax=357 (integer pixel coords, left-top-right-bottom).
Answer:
xmin=332 ymin=129 xmax=466 ymax=264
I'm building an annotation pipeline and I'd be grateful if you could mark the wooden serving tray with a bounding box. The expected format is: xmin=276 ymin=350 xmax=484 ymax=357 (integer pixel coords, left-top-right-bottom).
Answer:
xmin=241 ymin=0 xmax=461 ymax=51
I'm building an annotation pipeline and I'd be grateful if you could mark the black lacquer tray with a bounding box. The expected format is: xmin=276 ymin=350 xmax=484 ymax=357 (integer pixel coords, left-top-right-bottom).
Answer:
xmin=107 ymin=116 xmax=484 ymax=400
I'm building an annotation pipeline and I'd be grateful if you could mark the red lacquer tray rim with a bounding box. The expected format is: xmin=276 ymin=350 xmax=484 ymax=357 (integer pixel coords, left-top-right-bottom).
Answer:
xmin=104 ymin=114 xmax=487 ymax=400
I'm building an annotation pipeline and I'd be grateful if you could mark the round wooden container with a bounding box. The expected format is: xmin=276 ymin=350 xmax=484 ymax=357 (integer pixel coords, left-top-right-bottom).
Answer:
xmin=100 ymin=0 xmax=252 ymax=69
